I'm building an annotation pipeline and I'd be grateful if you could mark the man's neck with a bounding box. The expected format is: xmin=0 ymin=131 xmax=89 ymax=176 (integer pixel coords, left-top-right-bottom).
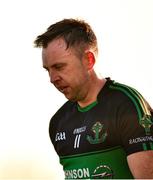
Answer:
xmin=77 ymin=77 xmax=106 ymax=108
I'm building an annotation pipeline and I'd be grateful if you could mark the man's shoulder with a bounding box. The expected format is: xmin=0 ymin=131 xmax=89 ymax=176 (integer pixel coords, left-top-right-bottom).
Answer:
xmin=103 ymin=78 xmax=146 ymax=111
xmin=49 ymin=100 xmax=75 ymax=139
xmin=106 ymin=79 xmax=141 ymax=101
xmin=51 ymin=100 xmax=75 ymax=122
xmin=107 ymin=79 xmax=152 ymax=117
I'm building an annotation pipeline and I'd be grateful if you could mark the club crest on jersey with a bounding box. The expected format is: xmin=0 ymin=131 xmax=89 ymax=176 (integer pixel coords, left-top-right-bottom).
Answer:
xmin=139 ymin=114 xmax=153 ymax=135
xmin=86 ymin=121 xmax=107 ymax=144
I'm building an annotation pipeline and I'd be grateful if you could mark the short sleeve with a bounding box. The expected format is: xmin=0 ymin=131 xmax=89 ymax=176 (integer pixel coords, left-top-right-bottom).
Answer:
xmin=117 ymin=97 xmax=153 ymax=155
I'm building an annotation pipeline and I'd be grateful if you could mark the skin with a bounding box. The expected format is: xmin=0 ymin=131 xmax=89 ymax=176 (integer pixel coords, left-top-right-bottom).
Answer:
xmin=127 ymin=150 xmax=153 ymax=178
xmin=42 ymin=37 xmax=153 ymax=178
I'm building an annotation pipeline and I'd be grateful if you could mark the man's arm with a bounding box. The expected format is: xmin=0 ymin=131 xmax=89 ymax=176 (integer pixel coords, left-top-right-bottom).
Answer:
xmin=127 ymin=150 xmax=153 ymax=178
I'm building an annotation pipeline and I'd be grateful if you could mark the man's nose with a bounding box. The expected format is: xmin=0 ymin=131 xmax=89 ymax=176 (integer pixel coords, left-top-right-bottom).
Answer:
xmin=49 ymin=70 xmax=60 ymax=83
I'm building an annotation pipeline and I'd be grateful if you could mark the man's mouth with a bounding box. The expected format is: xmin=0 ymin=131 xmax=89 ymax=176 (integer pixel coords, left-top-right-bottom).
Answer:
xmin=58 ymin=86 xmax=69 ymax=93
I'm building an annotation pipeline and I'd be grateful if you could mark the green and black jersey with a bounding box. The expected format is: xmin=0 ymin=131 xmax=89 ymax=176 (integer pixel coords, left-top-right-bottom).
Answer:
xmin=49 ymin=78 xmax=153 ymax=179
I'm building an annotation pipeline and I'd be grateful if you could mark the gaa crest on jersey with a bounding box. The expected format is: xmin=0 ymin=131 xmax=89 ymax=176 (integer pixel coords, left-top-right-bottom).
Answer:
xmin=55 ymin=131 xmax=66 ymax=142
xmin=86 ymin=121 xmax=107 ymax=144
xmin=139 ymin=114 xmax=153 ymax=135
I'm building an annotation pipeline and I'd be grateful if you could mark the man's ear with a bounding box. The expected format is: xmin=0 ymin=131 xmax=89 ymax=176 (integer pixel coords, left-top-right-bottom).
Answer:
xmin=86 ymin=51 xmax=95 ymax=70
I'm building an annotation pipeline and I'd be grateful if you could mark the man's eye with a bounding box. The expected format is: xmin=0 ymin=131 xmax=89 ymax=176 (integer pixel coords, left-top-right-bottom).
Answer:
xmin=56 ymin=65 xmax=62 ymax=69
xmin=55 ymin=64 xmax=65 ymax=70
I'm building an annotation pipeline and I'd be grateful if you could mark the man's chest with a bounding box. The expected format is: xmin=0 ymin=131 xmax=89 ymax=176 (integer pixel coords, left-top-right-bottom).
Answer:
xmin=52 ymin=107 xmax=119 ymax=156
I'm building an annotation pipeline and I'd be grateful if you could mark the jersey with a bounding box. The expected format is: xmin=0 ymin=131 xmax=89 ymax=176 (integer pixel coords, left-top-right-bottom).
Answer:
xmin=49 ymin=78 xmax=153 ymax=179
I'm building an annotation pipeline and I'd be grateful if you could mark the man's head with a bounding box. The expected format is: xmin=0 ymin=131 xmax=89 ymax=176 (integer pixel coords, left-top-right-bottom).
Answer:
xmin=34 ymin=18 xmax=98 ymax=59
xmin=34 ymin=19 xmax=98 ymax=102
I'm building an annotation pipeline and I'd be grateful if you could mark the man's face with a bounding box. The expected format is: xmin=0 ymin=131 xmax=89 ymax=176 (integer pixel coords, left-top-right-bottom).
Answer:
xmin=42 ymin=38 xmax=89 ymax=101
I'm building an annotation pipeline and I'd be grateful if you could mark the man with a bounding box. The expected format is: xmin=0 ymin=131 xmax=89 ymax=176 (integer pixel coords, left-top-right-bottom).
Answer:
xmin=34 ymin=18 xmax=153 ymax=179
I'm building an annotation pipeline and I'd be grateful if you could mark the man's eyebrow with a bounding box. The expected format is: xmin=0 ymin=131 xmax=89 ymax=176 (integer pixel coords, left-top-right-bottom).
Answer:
xmin=52 ymin=63 xmax=67 ymax=68
xmin=43 ymin=63 xmax=66 ymax=69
